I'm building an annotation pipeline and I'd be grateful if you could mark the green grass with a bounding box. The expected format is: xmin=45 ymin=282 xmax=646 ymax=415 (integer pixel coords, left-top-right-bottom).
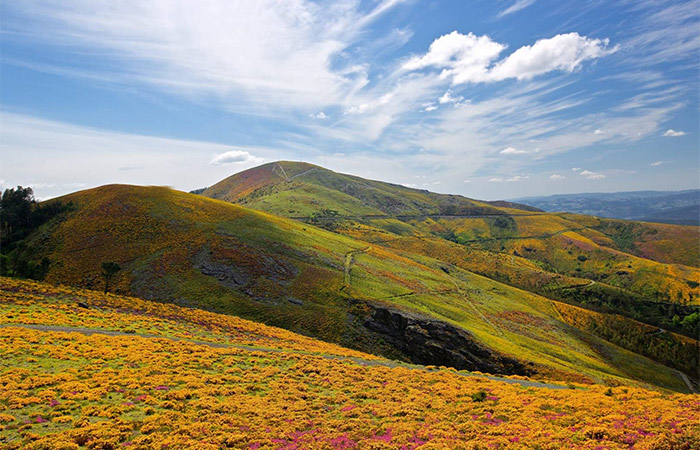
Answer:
xmin=14 ymin=179 xmax=696 ymax=392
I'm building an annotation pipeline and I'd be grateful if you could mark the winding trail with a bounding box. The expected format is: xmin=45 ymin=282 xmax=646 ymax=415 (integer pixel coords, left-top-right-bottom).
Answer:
xmin=272 ymin=163 xmax=289 ymax=180
xmin=0 ymin=323 xmax=570 ymax=390
xmin=343 ymin=245 xmax=371 ymax=289
xmin=288 ymin=168 xmax=317 ymax=181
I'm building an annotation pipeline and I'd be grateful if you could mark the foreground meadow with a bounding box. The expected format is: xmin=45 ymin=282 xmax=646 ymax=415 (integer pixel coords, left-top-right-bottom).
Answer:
xmin=1 ymin=278 xmax=698 ymax=449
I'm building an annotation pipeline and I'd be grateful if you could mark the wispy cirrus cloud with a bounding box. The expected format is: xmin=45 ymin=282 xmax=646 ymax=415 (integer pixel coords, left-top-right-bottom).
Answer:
xmin=1 ymin=0 xmax=696 ymax=199
xmin=2 ymin=0 xmax=407 ymax=114
xmin=0 ymin=111 xmax=277 ymax=198
xmin=497 ymin=0 xmax=537 ymax=19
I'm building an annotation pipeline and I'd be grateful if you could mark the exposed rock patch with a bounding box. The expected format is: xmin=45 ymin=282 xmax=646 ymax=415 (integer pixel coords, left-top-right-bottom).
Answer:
xmin=363 ymin=303 xmax=534 ymax=376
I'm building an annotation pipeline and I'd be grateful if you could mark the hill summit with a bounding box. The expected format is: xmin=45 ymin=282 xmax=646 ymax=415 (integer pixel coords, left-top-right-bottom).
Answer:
xmin=202 ymin=161 xmax=525 ymax=218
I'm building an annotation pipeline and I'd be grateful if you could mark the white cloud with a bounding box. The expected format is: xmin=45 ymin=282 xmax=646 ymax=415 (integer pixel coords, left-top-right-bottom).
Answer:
xmin=3 ymin=1 xmax=405 ymax=113
xmin=571 ymin=167 xmax=582 ymax=171
xmin=497 ymin=0 xmax=536 ymax=18
xmin=423 ymin=104 xmax=438 ymax=112
xmin=549 ymin=174 xmax=565 ymax=180
xmin=344 ymin=93 xmax=394 ymax=115
xmin=438 ymin=90 xmax=464 ymax=104
xmin=500 ymin=146 xmax=528 ymax=155
xmin=506 ymin=175 xmax=529 ymax=182
xmin=594 ymin=128 xmax=603 ymax=135
xmin=463 ymin=179 xmax=471 ymax=183
xmin=1 ymin=1 xmax=693 ymax=201
xmin=344 ymin=104 xmax=369 ymax=115
xmin=650 ymin=161 xmax=664 ymax=166
xmin=403 ymin=31 xmax=506 ymax=83
xmin=488 ymin=177 xmax=503 ymax=182
xmin=489 ymin=33 xmax=618 ymax=81
xmin=579 ymin=170 xmax=606 ymax=179
xmin=309 ymin=112 xmax=327 ymax=119
xmin=209 ymin=150 xmax=264 ymax=166
xmin=663 ymin=129 xmax=686 ymax=136
xmin=404 ymin=31 xmax=615 ymax=84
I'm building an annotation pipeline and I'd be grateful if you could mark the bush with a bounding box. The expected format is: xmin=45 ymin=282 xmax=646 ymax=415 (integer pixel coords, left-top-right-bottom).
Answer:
xmin=471 ymin=390 xmax=487 ymax=402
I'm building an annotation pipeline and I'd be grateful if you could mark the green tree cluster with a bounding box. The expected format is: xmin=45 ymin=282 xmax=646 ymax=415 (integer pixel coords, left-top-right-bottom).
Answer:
xmin=0 ymin=186 xmax=71 ymax=280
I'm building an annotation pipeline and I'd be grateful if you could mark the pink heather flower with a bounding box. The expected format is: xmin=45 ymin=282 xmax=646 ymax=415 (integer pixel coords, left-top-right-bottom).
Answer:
xmin=330 ymin=434 xmax=357 ymax=449
xmin=372 ymin=429 xmax=393 ymax=443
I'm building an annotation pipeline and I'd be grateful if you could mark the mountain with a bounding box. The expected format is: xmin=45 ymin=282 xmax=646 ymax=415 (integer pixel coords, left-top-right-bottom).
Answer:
xmin=199 ymin=161 xmax=699 ymax=302
xmin=6 ymin=182 xmax=695 ymax=392
xmin=202 ymin=161 xmax=519 ymax=217
xmin=512 ymin=190 xmax=700 ymax=225
xmin=4 ymin=277 xmax=698 ymax=449
xmin=198 ymin=161 xmax=700 ymax=387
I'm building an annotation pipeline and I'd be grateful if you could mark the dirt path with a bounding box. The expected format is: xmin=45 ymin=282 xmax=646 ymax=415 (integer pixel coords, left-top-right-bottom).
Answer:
xmin=0 ymin=323 xmax=570 ymax=390
xmin=288 ymin=168 xmax=317 ymax=180
xmin=343 ymin=246 xmax=371 ymax=289
xmin=272 ymin=163 xmax=289 ymax=180
xmin=675 ymin=369 xmax=698 ymax=394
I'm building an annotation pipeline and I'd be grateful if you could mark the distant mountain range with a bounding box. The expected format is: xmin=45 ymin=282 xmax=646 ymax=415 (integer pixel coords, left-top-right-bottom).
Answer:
xmin=513 ymin=190 xmax=700 ymax=225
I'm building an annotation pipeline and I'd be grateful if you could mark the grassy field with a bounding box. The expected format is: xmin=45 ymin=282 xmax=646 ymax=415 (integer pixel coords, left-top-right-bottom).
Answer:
xmin=1 ymin=278 xmax=698 ymax=450
xmin=193 ymin=161 xmax=699 ymax=385
xmin=6 ymin=182 xmax=695 ymax=391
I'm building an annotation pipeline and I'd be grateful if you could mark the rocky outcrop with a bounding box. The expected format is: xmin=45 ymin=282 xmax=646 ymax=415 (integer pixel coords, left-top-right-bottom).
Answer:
xmin=363 ymin=304 xmax=534 ymax=376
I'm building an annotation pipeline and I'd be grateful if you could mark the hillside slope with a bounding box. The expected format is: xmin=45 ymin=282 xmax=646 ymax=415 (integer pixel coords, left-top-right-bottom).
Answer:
xmin=2 ymin=278 xmax=698 ymax=450
xmin=12 ymin=184 xmax=694 ymax=391
xmin=203 ymin=161 xmax=516 ymax=217
xmin=197 ymin=162 xmax=699 ymax=383
xmin=199 ymin=162 xmax=699 ymax=308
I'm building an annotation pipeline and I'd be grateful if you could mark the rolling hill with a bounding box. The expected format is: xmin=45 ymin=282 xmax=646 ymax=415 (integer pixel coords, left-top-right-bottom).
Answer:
xmin=5 ymin=183 xmax=696 ymax=392
xmin=199 ymin=161 xmax=699 ymax=307
xmin=2 ymin=277 xmax=697 ymax=449
xmin=197 ymin=161 xmax=700 ymax=386
xmin=202 ymin=161 xmax=517 ymax=217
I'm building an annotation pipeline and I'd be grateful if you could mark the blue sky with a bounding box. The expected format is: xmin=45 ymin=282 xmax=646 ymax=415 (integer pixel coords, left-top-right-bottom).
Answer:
xmin=1 ymin=0 xmax=698 ymax=200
